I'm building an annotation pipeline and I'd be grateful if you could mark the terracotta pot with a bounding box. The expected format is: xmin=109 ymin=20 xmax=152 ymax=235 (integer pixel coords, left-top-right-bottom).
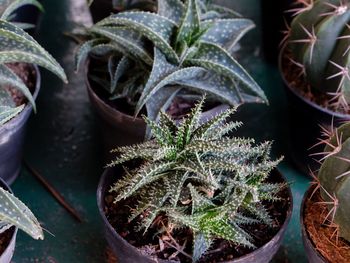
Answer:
xmin=0 ymin=65 xmax=40 ymax=184
xmin=97 ymin=167 xmax=293 ymax=263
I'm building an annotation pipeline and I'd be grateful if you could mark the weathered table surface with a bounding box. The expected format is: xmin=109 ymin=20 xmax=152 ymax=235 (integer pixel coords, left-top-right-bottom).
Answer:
xmin=11 ymin=0 xmax=309 ymax=262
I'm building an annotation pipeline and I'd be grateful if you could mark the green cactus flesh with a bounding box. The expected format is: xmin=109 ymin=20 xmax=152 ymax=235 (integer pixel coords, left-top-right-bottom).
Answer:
xmin=318 ymin=122 xmax=350 ymax=242
xmin=288 ymin=0 xmax=350 ymax=107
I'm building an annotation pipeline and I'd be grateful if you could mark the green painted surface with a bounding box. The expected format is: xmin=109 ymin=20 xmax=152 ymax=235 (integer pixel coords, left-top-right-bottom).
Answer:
xmin=9 ymin=0 xmax=309 ymax=262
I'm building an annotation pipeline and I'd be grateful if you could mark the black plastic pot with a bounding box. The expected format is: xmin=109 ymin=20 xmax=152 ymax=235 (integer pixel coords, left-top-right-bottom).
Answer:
xmin=279 ymin=49 xmax=350 ymax=175
xmin=300 ymin=186 xmax=328 ymax=263
xmin=0 ymin=178 xmax=18 ymax=263
xmin=85 ymin=61 xmax=228 ymax=160
xmin=0 ymin=66 xmax=40 ymax=184
xmin=97 ymin=167 xmax=293 ymax=263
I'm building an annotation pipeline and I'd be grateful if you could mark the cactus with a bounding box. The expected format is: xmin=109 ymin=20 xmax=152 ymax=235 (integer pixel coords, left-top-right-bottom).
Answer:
xmin=0 ymin=186 xmax=43 ymax=240
xmin=314 ymin=122 xmax=350 ymax=242
xmin=108 ymin=97 xmax=284 ymax=262
xmin=0 ymin=0 xmax=67 ymax=125
xmin=76 ymin=0 xmax=267 ymax=125
xmin=285 ymin=0 xmax=350 ymax=111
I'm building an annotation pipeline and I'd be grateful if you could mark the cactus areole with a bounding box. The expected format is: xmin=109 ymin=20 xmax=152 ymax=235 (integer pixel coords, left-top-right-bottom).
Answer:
xmin=283 ymin=0 xmax=350 ymax=113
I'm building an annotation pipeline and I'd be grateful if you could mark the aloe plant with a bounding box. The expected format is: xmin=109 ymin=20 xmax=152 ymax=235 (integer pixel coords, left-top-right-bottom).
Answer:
xmin=285 ymin=0 xmax=350 ymax=111
xmin=312 ymin=122 xmax=350 ymax=242
xmin=0 ymin=1 xmax=67 ymax=125
xmin=77 ymin=0 xmax=266 ymax=124
xmin=0 ymin=186 xmax=43 ymax=240
xmin=108 ymin=97 xmax=284 ymax=262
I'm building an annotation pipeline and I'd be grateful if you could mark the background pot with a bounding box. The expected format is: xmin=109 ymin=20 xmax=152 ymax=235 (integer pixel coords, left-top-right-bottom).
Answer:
xmin=0 ymin=178 xmax=18 ymax=263
xmin=279 ymin=49 xmax=350 ymax=175
xmin=300 ymin=186 xmax=328 ymax=263
xmin=0 ymin=66 xmax=41 ymax=184
xmin=85 ymin=61 xmax=228 ymax=161
xmin=261 ymin=0 xmax=294 ymax=64
xmin=97 ymin=167 xmax=293 ymax=263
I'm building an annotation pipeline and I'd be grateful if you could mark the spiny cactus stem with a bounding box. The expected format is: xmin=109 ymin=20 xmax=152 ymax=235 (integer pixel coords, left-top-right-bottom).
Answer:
xmin=334 ymin=156 xmax=350 ymax=179
xmin=290 ymin=24 xmax=317 ymax=63
xmin=316 ymin=186 xmax=339 ymax=225
xmin=285 ymin=0 xmax=313 ymax=16
xmin=321 ymin=1 xmax=348 ymax=17
xmin=309 ymin=129 xmax=343 ymax=161
xmin=327 ymin=61 xmax=350 ymax=82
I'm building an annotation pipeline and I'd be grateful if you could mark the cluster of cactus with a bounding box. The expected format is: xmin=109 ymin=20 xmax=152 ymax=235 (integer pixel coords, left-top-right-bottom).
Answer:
xmin=315 ymin=122 xmax=350 ymax=242
xmin=285 ymin=0 xmax=350 ymax=110
xmin=109 ymin=97 xmax=284 ymax=262
xmin=0 ymin=186 xmax=43 ymax=240
xmin=0 ymin=0 xmax=67 ymax=125
xmin=76 ymin=0 xmax=266 ymax=123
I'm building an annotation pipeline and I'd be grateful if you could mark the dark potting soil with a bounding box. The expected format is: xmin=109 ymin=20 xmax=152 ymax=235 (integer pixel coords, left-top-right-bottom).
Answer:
xmin=5 ymin=63 xmax=36 ymax=106
xmin=103 ymin=171 xmax=291 ymax=262
xmin=0 ymin=227 xmax=15 ymax=256
xmin=304 ymin=187 xmax=350 ymax=263
xmin=281 ymin=49 xmax=350 ymax=115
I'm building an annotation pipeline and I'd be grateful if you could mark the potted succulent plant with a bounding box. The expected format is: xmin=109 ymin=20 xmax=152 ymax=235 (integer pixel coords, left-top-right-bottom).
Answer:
xmin=279 ymin=0 xmax=350 ymax=173
xmin=97 ymin=98 xmax=293 ymax=262
xmin=0 ymin=1 xmax=67 ymax=183
xmin=0 ymin=177 xmax=44 ymax=263
xmin=76 ymin=0 xmax=267 ymax=155
xmin=301 ymin=122 xmax=350 ymax=262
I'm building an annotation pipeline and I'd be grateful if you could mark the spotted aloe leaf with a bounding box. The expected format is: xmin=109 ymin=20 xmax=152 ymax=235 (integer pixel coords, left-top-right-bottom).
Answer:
xmin=0 ymin=104 xmax=23 ymax=125
xmin=157 ymin=0 xmax=184 ymax=25
xmin=0 ymin=20 xmax=67 ymax=82
xmin=136 ymin=48 xmax=176 ymax=116
xmin=109 ymin=55 xmax=132 ymax=93
xmin=193 ymin=232 xmax=212 ymax=262
xmin=96 ymin=11 xmax=179 ymax=63
xmin=187 ymin=41 xmax=267 ymax=103
xmin=75 ymin=38 xmax=105 ymax=71
xmin=176 ymin=0 xmax=201 ymax=46
xmin=0 ymin=0 xmax=43 ymax=20
xmin=200 ymin=19 xmax=255 ymax=51
xmin=0 ymin=187 xmax=43 ymax=240
xmin=89 ymin=26 xmax=153 ymax=65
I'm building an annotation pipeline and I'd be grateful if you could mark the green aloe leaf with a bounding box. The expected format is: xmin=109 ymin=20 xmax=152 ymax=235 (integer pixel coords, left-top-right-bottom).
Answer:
xmin=89 ymin=26 xmax=153 ymax=65
xmin=97 ymin=12 xmax=179 ymax=63
xmin=157 ymin=0 xmax=184 ymax=25
xmin=0 ymin=104 xmax=23 ymax=125
xmin=176 ymin=0 xmax=200 ymax=45
xmin=187 ymin=41 xmax=267 ymax=103
xmin=109 ymin=55 xmax=131 ymax=93
xmin=200 ymin=19 xmax=255 ymax=51
xmin=0 ymin=187 xmax=43 ymax=240
xmin=193 ymin=232 xmax=212 ymax=262
xmin=75 ymin=38 xmax=105 ymax=71
xmin=0 ymin=20 xmax=67 ymax=82
xmin=1 ymin=0 xmax=43 ymax=20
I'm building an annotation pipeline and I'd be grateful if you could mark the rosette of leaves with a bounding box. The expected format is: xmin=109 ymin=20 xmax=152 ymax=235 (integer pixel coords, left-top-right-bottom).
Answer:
xmin=76 ymin=0 xmax=266 ymax=123
xmin=0 ymin=2 xmax=67 ymax=125
xmin=108 ymin=97 xmax=283 ymax=262
xmin=0 ymin=186 xmax=43 ymax=240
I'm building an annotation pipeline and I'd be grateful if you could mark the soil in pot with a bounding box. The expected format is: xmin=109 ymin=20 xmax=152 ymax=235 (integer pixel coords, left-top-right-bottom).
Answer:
xmin=102 ymin=170 xmax=291 ymax=263
xmin=304 ymin=188 xmax=350 ymax=262
xmin=4 ymin=63 xmax=36 ymax=107
xmin=0 ymin=227 xmax=15 ymax=256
